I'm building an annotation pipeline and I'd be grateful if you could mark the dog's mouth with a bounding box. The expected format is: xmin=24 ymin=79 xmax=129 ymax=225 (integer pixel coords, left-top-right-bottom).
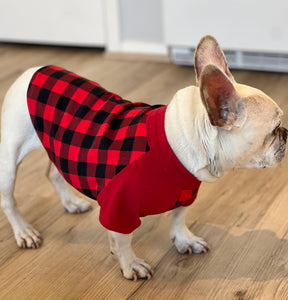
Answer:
xmin=274 ymin=127 xmax=288 ymax=162
xmin=275 ymin=147 xmax=286 ymax=162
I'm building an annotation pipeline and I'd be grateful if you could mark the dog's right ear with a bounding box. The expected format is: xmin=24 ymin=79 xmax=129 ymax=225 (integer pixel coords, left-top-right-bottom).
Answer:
xmin=200 ymin=64 xmax=246 ymax=130
xmin=194 ymin=35 xmax=235 ymax=86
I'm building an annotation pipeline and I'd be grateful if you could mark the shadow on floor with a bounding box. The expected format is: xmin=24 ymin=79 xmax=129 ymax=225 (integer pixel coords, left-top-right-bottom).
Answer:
xmin=160 ymin=223 xmax=288 ymax=282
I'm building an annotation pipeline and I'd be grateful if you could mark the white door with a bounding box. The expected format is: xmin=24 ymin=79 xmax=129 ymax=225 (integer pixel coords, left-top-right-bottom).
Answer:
xmin=0 ymin=0 xmax=105 ymax=47
xmin=163 ymin=0 xmax=288 ymax=53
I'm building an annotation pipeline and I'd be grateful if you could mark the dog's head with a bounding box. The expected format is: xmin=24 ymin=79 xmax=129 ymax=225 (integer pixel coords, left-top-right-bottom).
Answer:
xmin=193 ymin=36 xmax=287 ymax=171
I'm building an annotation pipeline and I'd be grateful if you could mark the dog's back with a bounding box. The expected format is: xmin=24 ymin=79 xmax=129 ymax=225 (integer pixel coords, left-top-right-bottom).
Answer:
xmin=27 ymin=66 xmax=154 ymax=199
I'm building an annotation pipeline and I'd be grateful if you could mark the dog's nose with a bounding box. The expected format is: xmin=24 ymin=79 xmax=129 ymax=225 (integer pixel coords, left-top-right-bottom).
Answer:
xmin=279 ymin=127 xmax=288 ymax=143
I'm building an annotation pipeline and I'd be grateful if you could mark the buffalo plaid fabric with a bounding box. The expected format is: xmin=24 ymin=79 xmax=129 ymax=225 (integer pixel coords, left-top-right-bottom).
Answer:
xmin=27 ymin=66 xmax=160 ymax=200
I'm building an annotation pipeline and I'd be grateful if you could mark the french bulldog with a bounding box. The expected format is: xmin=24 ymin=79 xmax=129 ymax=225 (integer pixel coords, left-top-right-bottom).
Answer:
xmin=0 ymin=36 xmax=287 ymax=281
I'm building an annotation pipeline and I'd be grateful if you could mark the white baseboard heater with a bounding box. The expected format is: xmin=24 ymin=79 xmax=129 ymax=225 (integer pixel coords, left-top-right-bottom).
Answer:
xmin=170 ymin=47 xmax=288 ymax=73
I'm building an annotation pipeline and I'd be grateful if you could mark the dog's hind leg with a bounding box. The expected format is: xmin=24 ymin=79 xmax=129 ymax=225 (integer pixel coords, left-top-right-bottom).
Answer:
xmin=0 ymin=147 xmax=42 ymax=248
xmin=46 ymin=162 xmax=92 ymax=214
xmin=0 ymin=67 xmax=43 ymax=248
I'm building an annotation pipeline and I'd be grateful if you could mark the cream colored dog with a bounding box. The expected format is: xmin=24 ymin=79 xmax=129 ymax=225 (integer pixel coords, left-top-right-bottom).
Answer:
xmin=0 ymin=36 xmax=287 ymax=280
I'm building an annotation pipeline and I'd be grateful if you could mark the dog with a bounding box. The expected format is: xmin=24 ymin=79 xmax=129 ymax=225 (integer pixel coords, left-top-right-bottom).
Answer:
xmin=0 ymin=36 xmax=287 ymax=281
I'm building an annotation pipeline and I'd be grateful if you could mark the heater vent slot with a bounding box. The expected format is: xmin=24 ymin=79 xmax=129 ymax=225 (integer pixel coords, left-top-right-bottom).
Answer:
xmin=170 ymin=47 xmax=288 ymax=73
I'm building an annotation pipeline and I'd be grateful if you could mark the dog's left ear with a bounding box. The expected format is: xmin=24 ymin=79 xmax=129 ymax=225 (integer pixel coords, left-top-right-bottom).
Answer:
xmin=194 ymin=35 xmax=235 ymax=86
xmin=200 ymin=64 xmax=246 ymax=130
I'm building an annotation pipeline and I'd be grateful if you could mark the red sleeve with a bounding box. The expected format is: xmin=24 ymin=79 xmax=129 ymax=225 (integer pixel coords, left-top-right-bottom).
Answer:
xmin=175 ymin=188 xmax=200 ymax=208
xmin=97 ymin=180 xmax=142 ymax=234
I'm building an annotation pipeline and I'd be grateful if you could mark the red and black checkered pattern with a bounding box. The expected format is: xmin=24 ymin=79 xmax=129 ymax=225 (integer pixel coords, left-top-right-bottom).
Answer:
xmin=27 ymin=66 xmax=160 ymax=200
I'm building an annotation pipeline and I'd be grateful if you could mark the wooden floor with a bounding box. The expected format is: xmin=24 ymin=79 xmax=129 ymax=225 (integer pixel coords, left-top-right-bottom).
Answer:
xmin=0 ymin=44 xmax=287 ymax=300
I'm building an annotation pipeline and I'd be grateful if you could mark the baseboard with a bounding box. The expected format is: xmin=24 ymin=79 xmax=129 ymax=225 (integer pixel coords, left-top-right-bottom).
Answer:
xmin=170 ymin=46 xmax=288 ymax=73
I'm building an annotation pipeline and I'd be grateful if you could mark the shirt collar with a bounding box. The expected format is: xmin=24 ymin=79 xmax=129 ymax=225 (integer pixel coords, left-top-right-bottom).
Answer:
xmin=147 ymin=106 xmax=201 ymax=189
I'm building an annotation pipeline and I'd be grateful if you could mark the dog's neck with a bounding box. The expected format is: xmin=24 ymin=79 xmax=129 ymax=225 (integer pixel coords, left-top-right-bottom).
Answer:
xmin=164 ymin=86 xmax=225 ymax=183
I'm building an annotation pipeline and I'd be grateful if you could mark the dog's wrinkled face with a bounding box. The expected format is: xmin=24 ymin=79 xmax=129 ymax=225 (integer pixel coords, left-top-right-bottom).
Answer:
xmin=194 ymin=36 xmax=287 ymax=171
xmin=234 ymin=84 xmax=287 ymax=169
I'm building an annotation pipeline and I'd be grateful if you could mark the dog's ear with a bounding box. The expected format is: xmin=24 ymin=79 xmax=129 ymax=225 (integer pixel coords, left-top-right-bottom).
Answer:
xmin=194 ymin=35 xmax=235 ymax=85
xmin=200 ymin=64 xmax=246 ymax=130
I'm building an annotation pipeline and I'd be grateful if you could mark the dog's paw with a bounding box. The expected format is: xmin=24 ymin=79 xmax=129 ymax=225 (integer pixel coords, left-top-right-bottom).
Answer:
xmin=14 ymin=225 xmax=42 ymax=249
xmin=171 ymin=227 xmax=209 ymax=254
xmin=63 ymin=196 xmax=92 ymax=214
xmin=121 ymin=258 xmax=154 ymax=281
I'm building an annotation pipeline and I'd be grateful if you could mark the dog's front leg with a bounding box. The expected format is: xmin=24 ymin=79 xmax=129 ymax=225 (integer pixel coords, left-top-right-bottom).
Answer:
xmin=170 ymin=206 xmax=209 ymax=254
xmin=108 ymin=231 xmax=153 ymax=281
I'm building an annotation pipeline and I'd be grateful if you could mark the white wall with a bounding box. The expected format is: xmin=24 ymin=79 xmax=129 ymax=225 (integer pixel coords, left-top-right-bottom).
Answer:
xmin=119 ymin=0 xmax=164 ymax=43
xmin=105 ymin=0 xmax=167 ymax=55
xmin=1 ymin=0 xmax=287 ymax=58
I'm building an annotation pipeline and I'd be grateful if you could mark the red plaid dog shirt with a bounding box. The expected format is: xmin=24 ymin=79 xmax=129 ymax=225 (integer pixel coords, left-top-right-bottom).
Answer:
xmin=27 ymin=66 xmax=201 ymax=233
